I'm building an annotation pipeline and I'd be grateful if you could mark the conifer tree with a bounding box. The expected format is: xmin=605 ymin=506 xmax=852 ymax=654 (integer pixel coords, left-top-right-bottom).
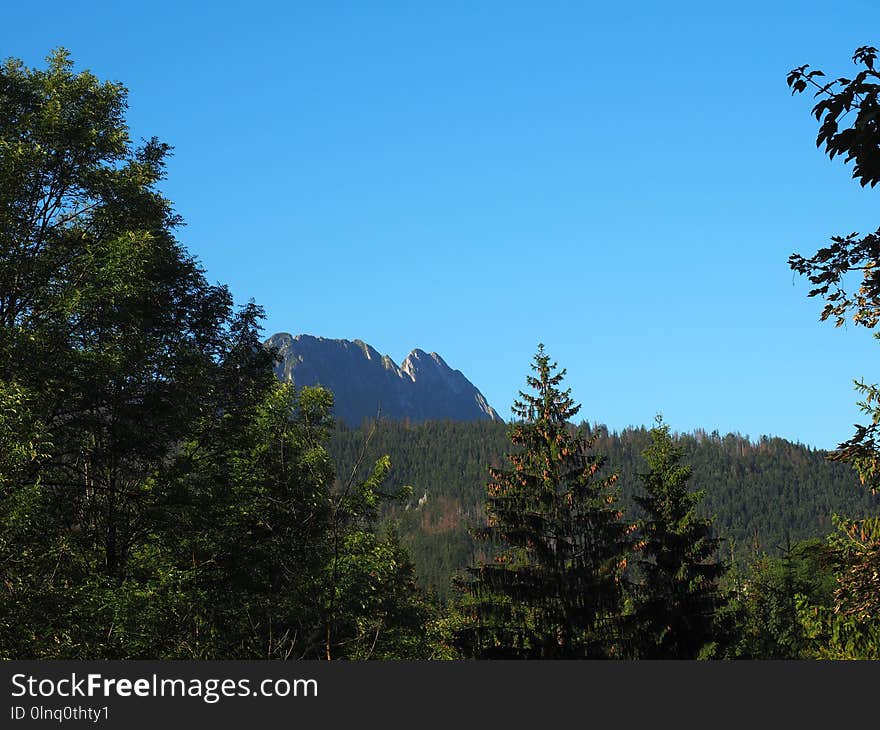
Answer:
xmin=457 ymin=345 xmax=632 ymax=658
xmin=632 ymin=418 xmax=725 ymax=658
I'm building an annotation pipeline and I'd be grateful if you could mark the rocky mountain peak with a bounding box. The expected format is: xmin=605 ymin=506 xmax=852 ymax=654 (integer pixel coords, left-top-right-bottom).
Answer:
xmin=265 ymin=333 xmax=500 ymax=426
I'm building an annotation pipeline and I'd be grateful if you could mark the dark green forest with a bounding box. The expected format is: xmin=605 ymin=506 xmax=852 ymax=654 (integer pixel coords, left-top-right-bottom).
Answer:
xmin=3 ymin=48 xmax=880 ymax=660
xmin=330 ymin=419 xmax=880 ymax=601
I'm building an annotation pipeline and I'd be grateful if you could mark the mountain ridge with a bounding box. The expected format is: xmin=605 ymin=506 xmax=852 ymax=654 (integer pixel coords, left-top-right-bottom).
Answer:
xmin=266 ymin=332 xmax=501 ymax=426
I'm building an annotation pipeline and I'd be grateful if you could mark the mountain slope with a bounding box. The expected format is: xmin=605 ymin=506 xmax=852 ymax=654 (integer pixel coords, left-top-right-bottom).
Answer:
xmin=329 ymin=420 xmax=880 ymax=599
xmin=266 ymin=332 xmax=500 ymax=426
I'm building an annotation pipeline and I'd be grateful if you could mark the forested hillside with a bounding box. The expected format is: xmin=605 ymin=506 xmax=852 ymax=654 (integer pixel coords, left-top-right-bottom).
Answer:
xmin=330 ymin=420 xmax=880 ymax=599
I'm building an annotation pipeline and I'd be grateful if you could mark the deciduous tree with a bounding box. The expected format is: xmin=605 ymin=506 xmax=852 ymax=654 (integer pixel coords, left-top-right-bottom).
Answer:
xmin=787 ymin=45 xmax=880 ymax=490
xmin=0 ymin=50 xmax=432 ymax=659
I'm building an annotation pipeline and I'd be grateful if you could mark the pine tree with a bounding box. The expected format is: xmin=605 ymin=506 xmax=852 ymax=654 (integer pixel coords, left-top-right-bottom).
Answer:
xmin=457 ymin=345 xmax=632 ymax=658
xmin=633 ymin=418 xmax=725 ymax=658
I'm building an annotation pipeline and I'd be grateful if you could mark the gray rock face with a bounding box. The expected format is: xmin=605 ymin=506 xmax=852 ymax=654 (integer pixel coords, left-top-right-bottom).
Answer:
xmin=265 ymin=333 xmax=501 ymax=426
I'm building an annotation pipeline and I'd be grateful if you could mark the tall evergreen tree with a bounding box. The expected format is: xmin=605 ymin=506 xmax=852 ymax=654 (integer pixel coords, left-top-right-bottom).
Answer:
xmin=632 ymin=418 xmax=725 ymax=658
xmin=457 ymin=345 xmax=632 ymax=658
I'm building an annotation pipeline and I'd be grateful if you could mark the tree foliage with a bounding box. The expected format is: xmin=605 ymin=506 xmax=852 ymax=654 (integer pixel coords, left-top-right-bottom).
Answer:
xmin=632 ymin=418 xmax=726 ymax=658
xmin=0 ymin=50 xmax=432 ymax=660
xmin=794 ymin=516 xmax=880 ymax=659
xmin=456 ymin=345 xmax=632 ymax=658
xmin=787 ymin=45 xmax=880 ymax=490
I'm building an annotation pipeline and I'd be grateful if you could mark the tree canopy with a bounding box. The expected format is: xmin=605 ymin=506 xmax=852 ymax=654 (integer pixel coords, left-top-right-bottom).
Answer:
xmin=0 ymin=49 xmax=434 ymax=660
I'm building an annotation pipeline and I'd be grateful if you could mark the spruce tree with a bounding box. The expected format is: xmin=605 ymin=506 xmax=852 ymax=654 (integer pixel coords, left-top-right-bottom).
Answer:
xmin=457 ymin=345 xmax=632 ymax=658
xmin=633 ymin=418 xmax=725 ymax=658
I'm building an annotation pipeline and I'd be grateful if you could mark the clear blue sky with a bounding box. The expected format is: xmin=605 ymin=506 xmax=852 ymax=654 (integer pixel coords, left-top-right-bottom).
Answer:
xmin=4 ymin=1 xmax=879 ymax=449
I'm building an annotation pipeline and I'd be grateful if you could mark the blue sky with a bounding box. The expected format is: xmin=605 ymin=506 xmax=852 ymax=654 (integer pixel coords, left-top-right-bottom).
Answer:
xmin=4 ymin=1 xmax=879 ymax=449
